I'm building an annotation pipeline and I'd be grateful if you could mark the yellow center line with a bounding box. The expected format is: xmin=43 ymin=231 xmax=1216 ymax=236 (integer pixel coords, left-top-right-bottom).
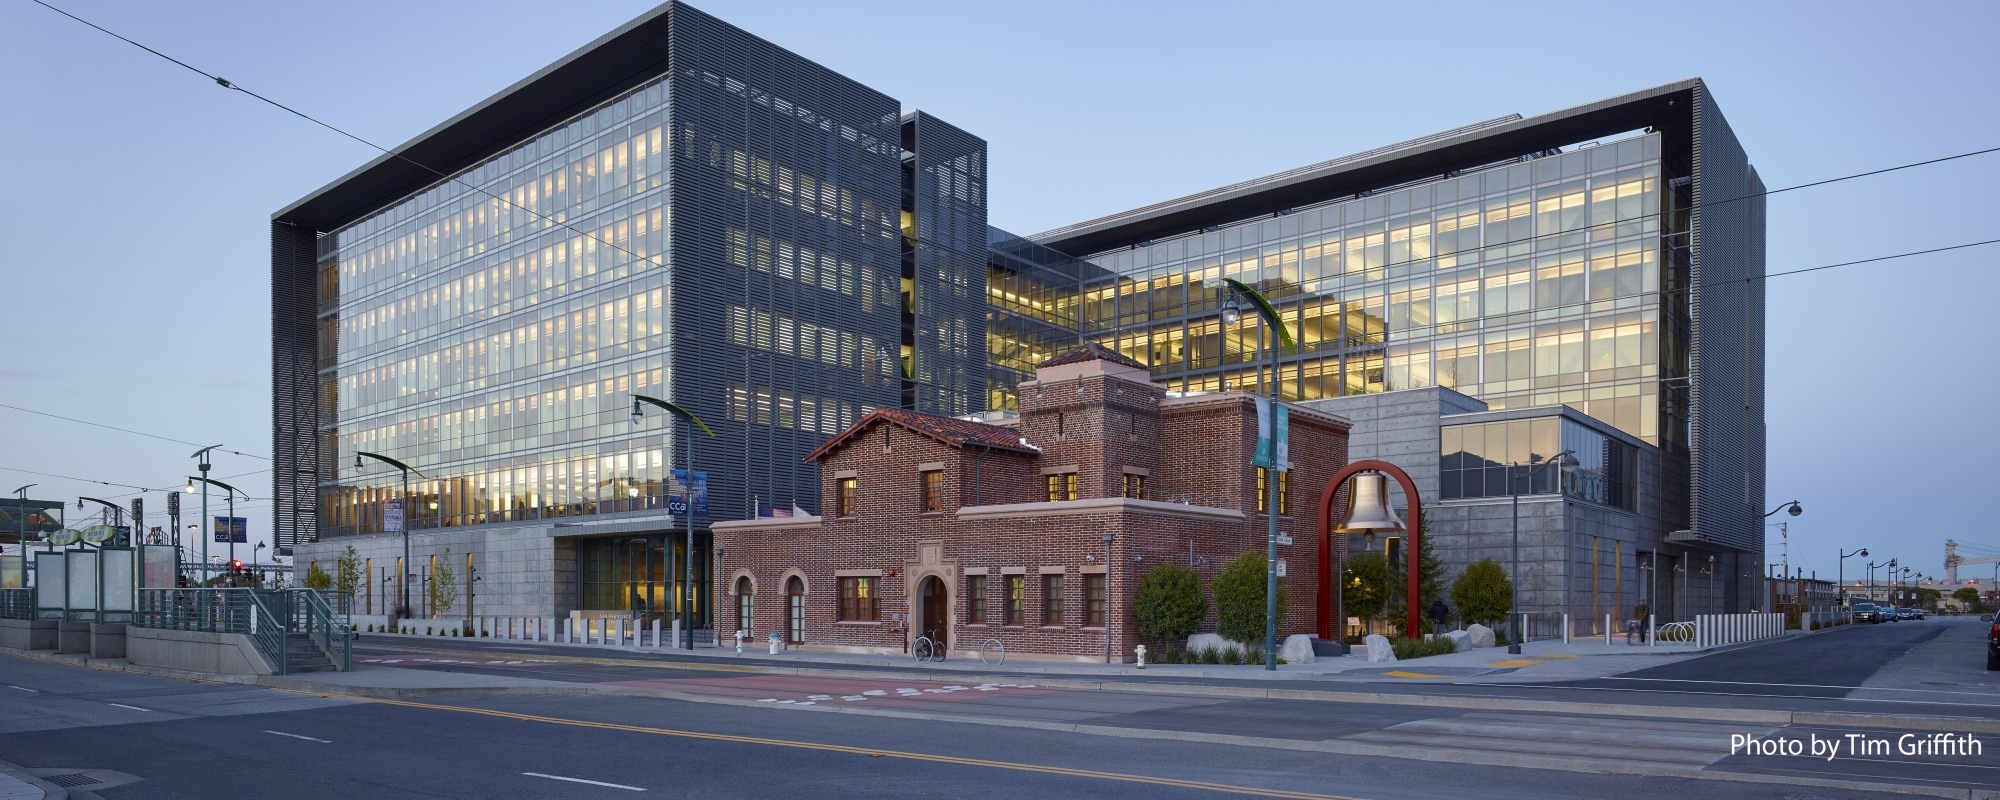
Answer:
xmin=283 ymin=689 xmax=1368 ymax=800
xmin=1380 ymin=671 xmax=1449 ymax=679
xmin=1487 ymin=659 xmax=1545 ymax=668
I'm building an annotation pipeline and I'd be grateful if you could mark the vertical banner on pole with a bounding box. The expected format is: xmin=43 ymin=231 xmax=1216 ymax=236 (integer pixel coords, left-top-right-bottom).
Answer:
xmin=1252 ymin=397 xmax=1272 ymax=468
xmin=1273 ymin=405 xmax=1290 ymax=472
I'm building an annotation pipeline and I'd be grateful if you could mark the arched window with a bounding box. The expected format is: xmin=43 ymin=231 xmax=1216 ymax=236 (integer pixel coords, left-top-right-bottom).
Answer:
xmin=786 ymin=576 xmax=806 ymax=644
xmin=735 ymin=576 xmax=755 ymax=636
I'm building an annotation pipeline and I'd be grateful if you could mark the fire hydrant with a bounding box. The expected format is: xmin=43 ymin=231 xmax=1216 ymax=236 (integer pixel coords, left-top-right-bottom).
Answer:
xmin=735 ymin=630 xmax=746 ymax=653
xmin=1135 ymin=644 xmax=1147 ymax=669
xmin=768 ymin=631 xmax=783 ymax=655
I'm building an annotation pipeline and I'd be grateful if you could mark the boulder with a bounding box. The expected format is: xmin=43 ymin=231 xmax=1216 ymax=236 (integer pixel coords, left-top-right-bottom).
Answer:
xmin=1363 ymin=634 xmax=1396 ymax=663
xmin=1443 ymin=630 xmax=1472 ymax=653
xmin=1186 ymin=632 xmax=1248 ymax=658
xmin=1465 ymin=624 xmax=1497 ymax=648
xmin=1278 ymin=634 xmax=1316 ymax=665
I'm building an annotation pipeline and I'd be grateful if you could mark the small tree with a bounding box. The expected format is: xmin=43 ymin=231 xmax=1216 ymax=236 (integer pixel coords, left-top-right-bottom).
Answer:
xmin=1398 ymin=522 xmax=1450 ymax=615
xmin=334 ymin=545 xmax=363 ymax=597
xmin=1953 ymin=587 xmax=1982 ymax=610
xmin=430 ymin=551 xmax=459 ymax=619
xmin=1341 ymin=551 xmax=1394 ymax=635
xmin=1133 ymin=563 xmax=1207 ymax=654
xmin=302 ymin=562 xmax=334 ymax=590
xmin=1450 ymin=558 xmax=1512 ymax=626
xmin=1213 ymin=551 xmax=1287 ymax=647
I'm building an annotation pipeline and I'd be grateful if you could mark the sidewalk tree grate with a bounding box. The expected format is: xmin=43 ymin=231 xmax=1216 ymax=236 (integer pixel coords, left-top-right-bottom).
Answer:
xmin=41 ymin=774 xmax=98 ymax=788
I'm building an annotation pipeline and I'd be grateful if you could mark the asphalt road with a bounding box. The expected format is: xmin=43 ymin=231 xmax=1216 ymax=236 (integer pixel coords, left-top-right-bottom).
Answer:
xmin=0 ymin=656 xmax=1927 ymax=800
xmin=352 ymin=617 xmax=2000 ymax=719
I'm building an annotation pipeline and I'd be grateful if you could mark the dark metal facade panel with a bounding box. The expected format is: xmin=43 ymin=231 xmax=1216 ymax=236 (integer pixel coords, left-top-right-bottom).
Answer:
xmin=665 ymin=3 xmax=904 ymax=520
xmin=908 ymin=112 xmax=988 ymax=416
xmin=1687 ymin=84 xmax=1765 ymax=554
xmin=270 ymin=221 xmax=322 ymax=556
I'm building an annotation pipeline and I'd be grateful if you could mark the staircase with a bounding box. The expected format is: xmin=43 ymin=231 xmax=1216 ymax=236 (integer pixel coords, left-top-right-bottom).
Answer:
xmin=284 ymin=632 xmax=339 ymax=673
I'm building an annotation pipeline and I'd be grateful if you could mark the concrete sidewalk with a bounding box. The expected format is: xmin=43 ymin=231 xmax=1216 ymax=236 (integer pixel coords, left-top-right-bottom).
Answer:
xmin=0 ymin=761 xmax=54 ymax=800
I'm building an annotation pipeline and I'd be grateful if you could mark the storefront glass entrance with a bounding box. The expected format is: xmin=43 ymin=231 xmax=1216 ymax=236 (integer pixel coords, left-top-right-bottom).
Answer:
xmin=577 ymin=534 xmax=710 ymax=628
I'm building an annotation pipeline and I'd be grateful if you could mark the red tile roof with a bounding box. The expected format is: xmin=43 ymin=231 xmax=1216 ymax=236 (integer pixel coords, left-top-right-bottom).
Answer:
xmin=1036 ymin=342 xmax=1145 ymax=370
xmin=804 ymin=408 xmax=1037 ymax=463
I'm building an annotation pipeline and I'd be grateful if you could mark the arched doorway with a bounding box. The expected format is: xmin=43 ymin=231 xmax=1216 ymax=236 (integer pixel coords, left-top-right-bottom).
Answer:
xmin=918 ymin=575 xmax=948 ymax=650
xmin=735 ymin=576 xmax=754 ymax=637
xmin=785 ymin=576 xmax=806 ymax=644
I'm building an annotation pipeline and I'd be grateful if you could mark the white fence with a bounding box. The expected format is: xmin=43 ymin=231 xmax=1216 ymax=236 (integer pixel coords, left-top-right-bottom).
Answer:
xmin=1694 ymin=612 xmax=1784 ymax=649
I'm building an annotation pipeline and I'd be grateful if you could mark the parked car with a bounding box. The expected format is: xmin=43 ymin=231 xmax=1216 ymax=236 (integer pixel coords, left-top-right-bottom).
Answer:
xmin=1897 ymin=607 xmax=1924 ymax=620
xmin=1852 ymin=602 xmax=1885 ymax=623
xmin=1986 ymin=615 xmax=1998 ymax=671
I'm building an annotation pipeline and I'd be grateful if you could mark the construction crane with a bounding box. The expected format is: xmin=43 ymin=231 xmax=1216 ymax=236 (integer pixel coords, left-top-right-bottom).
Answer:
xmin=1944 ymin=539 xmax=2000 ymax=587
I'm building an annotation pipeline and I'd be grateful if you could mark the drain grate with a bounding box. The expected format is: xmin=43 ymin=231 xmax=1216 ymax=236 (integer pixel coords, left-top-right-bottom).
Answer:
xmin=42 ymin=773 xmax=98 ymax=788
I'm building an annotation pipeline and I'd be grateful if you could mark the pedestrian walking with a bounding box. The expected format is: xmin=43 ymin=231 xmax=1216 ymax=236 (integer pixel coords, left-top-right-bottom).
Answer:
xmin=1428 ymin=598 xmax=1450 ymax=635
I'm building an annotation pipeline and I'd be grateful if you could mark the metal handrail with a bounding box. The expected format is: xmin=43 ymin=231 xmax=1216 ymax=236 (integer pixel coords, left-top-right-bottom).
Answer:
xmin=134 ymin=588 xmax=288 ymax=674
xmin=0 ymin=589 xmax=30 ymax=621
xmin=290 ymin=589 xmax=352 ymax=671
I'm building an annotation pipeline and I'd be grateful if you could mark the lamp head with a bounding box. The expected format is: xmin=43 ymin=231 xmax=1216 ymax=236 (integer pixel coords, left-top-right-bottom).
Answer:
xmin=1787 ymin=501 xmax=1803 ymax=517
xmin=1556 ymin=450 xmax=1580 ymax=468
xmin=631 ymin=399 xmax=644 ymax=424
xmin=1219 ymin=300 xmax=1241 ymax=327
xmin=183 ymin=481 xmax=195 ymax=494
xmin=353 ymin=452 xmax=362 ymax=469
xmin=1859 ymin=548 xmax=1868 ymax=558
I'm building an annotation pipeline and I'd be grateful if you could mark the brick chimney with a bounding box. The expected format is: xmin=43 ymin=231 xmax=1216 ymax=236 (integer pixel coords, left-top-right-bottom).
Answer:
xmin=1016 ymin=344 xmax=1165 ymax=500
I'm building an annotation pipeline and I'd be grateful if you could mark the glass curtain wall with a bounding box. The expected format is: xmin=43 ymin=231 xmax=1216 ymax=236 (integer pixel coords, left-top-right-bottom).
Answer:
xmin=1078 ymin=134 xmax=1673 ymax=446
xmin=576 ymin=534 xmax=711 ymax=627
xmin=321 ymin=77 xmax=675 ymax=537
xmin=1440 ymin=417 xmax=1638 ymax=510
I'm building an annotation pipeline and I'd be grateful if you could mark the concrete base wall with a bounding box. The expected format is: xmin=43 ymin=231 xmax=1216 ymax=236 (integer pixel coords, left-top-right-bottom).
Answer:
xmin=0 ymin=619 xmax=57 ymax=650
xmin=57 ymin=620 xmax=91 ymax=654
xmin=125 ymin=626 xmax=274 ymax=675
xmin=90 ymin=623 xmax=128 ymax=659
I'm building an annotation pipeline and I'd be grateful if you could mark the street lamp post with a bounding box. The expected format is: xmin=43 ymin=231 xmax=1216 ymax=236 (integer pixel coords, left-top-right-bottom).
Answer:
xmin=632 ymin=394 xmax=714 ymax=650
xmin=1837 ymin=547 xmax=1867 ymax=621
xmin=1217 ymin=277 xmax=1296 ymax=672
xmin=9 ymin=484 xmax=32 ymax=590
xmin=184 ymin=477 xmax=246 ymax=574
xmin=1508 ymin=450 xmax=1577 ymax=655
xmin=190 ymin=445 xmax=223 ymax=586
xmin=355 ymin=451 xmax=423 ymax=624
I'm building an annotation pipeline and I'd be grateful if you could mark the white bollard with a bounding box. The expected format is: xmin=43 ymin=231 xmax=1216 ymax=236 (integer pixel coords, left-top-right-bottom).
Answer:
xmin=1648 ymin=615 xmax=1656 ymax=647
xmin=653 ymin=619 xmax=663 ymax=647
xmin=1604 ymin=614 xmax=1613 ymax=645
xmin=1562 ymin=613 xmax=1571 ymax=644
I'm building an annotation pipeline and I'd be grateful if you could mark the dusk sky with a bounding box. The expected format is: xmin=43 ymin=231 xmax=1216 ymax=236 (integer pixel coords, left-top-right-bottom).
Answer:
xmin=3 ymin=1 xmax=1995 ymax=587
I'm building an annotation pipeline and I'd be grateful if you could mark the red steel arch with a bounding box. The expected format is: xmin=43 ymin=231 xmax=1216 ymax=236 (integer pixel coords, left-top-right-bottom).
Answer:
xmin=1316 ymin=460 xmax=1423 ymax=640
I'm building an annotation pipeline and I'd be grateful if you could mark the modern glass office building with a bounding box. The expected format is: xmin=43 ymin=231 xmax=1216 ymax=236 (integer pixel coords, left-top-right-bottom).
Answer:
xmin=271 ymin=0 xmax=1763 ymax=620
xmin=273 ymin=2 xmax=985 ymax=625
xmin=1027 ymin=80 xmax=1766 ymax=603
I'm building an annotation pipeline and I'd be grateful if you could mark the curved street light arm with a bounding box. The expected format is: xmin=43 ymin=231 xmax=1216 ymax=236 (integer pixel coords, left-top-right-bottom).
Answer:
xmin=1764 ymin=500 xmax=1803 ymax=517
xmin=186 ymin=476 xmax=250 ymax=500
xmin=354 ymin=451 xmax=426 ymax=479
xmin=1220 ymin=278 xmax=1296 ymax=354
xmin=633 ymin=394 xmax=714 ymax=436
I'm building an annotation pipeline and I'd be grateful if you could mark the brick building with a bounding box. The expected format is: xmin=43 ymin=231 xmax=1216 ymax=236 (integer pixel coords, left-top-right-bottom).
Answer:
xmin=712 ymin=344 xmax=1350 ymax=662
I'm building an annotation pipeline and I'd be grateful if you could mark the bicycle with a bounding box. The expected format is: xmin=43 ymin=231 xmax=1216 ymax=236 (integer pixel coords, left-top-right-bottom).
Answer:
xmin=912 ymin=629 xmax=945 ymax=662
xmin=979 ymin=638 xmax=1005 ymax=666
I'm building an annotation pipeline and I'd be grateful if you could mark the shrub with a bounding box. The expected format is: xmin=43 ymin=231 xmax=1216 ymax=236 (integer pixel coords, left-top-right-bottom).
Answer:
xmin=1450 ymin=558 xmax=1513 ymax=627
xmin=1133 ymin=563 xmax=1207 ymax=650
xmin=1198 ymin=646 xmax=1222 ymax=665
xmin=1341 ymin=551 xmax=1394 ymax=632
xmin=1222 ymin=647 xmax=1243 ymax=665
xmin=481 ymin=630 xmax=490 ymax=637
xmin=1213 ymin=552 xmax=1287 ymax=648
xmin=1389 ymin=636 xmax=1457 ymax=660
xmin=425 ymin=626 xmax=434 ymax=636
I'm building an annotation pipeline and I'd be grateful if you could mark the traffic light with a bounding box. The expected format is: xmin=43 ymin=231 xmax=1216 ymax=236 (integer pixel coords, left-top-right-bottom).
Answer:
xmin=230 ymin=559 xmax=244 ymax=573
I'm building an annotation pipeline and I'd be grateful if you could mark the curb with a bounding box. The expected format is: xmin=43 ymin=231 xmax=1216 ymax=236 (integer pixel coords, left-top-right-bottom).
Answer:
xmin=0 ymin=758 xmax=65 ymax=800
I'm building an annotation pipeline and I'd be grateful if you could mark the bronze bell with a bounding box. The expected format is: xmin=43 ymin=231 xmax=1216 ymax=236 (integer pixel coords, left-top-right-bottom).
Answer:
xmin=1337 ymin=472 xmax=1405 ymax=534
